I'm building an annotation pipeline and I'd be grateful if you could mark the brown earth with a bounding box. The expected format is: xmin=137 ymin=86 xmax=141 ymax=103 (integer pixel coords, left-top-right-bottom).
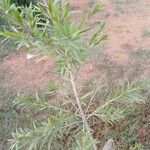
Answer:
xmin=1 ymin=0 xmax=150 ymax=92
xmin=1 ymin=52 xmax=55 ymax=91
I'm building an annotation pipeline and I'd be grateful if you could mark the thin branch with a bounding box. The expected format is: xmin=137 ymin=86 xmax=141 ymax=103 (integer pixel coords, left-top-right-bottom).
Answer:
xmin=86 ymin=87 xmax=99 ymax=113
xmin=56 ymin=90 xmax=78 ymax=110
xmin=69 ymin=70 xmax=97 ymax=150
xmin=88 ymin=87 xmax=138 ymax=119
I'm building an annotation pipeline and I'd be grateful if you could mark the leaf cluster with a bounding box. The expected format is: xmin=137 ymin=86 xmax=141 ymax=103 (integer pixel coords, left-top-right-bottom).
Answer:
xmin=0 ymin=0 xmax=106 ymax=75
xmin=8 ymin=78 xmax=147 ymax=149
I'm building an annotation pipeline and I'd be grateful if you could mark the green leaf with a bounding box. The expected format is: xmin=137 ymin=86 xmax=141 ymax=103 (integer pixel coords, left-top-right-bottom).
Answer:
xmin=73 ymin=131 xmax=97 ymax=150
xmin=88 ymin=1 xmax=104 ymax=17
xmin=48 ymin=1 xmax=53 ymax=15
xmin=97 ymin=106 xmax=125 ymax=125
xmin=13 ymin=8 xmax=24 ymax=25
xmin=0 ymin=30 xmax=24 ymax=39
xmin=72 ymin=27 xmax=93 ymax=38
xmin=63 ymin=3 xmax=70 ymax=20
xmin=81 ymin=91 xmax=94 ymax=100
xmin=89 ymin=30 xmax=107 ymax=47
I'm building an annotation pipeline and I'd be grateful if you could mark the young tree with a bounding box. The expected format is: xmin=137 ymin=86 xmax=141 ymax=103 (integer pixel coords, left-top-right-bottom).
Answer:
xmin=0 ymin=0 xmax=146 ymax=149
xmin=0 ymin=0 xmax=106 ymax=149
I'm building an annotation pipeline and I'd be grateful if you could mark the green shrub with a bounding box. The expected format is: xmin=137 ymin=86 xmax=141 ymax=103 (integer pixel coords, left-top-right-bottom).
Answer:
xmin=0 ymin=0 xmax=147 ymax=149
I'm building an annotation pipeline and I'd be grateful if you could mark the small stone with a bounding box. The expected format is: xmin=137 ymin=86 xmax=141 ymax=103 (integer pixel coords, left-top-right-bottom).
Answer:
xmin=26 ymin=53 xmax=35 ymax=60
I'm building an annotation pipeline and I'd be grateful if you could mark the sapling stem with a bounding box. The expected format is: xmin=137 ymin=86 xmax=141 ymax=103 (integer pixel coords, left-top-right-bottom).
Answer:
xmin=69 ymin=71 xmax=97 ymax=150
